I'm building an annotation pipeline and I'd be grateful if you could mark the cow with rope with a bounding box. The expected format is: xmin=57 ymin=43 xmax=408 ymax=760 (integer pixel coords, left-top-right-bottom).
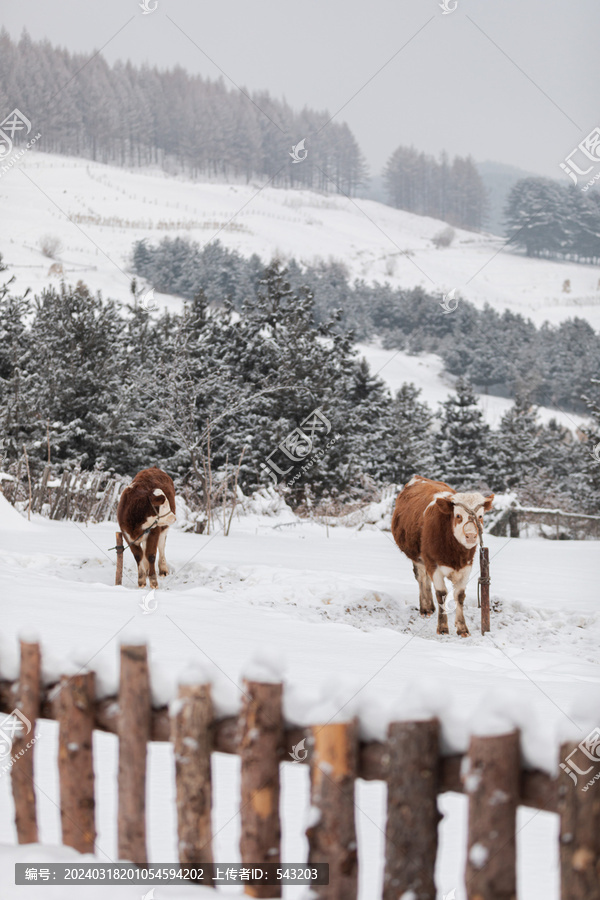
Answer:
xmin=391 ymin=475 xmax=494 ymax=637
xmin=117 ymin=467 xmax=177 ymax=589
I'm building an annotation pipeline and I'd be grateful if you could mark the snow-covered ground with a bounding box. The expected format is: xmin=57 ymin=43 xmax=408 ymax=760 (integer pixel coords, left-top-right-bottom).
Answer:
xmin=0 ymin=492 xmax=598 ymax=899
xmin=3 ymin=152 xmax=600 ymax=330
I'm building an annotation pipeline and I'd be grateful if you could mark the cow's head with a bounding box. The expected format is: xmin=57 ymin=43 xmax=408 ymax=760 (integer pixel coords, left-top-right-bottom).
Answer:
xmin=151 ymin=488 xmax=177 ymax=525
xmin=436 ymin=492 xmax=494 ymax=549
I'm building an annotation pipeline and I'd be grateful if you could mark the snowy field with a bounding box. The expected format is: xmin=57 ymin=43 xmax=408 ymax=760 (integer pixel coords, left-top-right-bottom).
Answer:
xmin=0 ymin=490 xmax=599 ymax=899
xmin=3 ymin=152 xmax=600 ymax=331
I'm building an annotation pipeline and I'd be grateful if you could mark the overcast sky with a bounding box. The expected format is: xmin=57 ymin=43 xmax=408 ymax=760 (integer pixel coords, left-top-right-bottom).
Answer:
xmin=3 ymin=0 xmax=597 ymax=178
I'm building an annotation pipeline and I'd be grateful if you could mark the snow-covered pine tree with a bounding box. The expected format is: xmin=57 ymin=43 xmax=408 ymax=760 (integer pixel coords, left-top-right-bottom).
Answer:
xmin=388 ymin=383 xmax=435 ymax=485
xmin=494 ymin=394 xmax=545 ymax=492
xmin=435 ymin=378 xmax=492 ymax=490
xmin=26 ymin=281 xmax=130 ymax=471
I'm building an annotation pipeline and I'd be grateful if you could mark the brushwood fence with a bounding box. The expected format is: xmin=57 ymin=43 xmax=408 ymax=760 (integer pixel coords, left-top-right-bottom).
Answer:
xmin=0 ymin=639 xmax=596 ymax=899
xmin=1 ymin=464 xmax=125 ymax=523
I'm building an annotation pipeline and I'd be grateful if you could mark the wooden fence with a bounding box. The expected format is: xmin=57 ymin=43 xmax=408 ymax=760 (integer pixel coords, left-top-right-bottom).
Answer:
xmin=2 ymin=464 xmax=125 ymax=523
xmin=490 ymin=503 xmax=600 ymax=540
xmin=0 ymin=639 xmax=597 ymax=899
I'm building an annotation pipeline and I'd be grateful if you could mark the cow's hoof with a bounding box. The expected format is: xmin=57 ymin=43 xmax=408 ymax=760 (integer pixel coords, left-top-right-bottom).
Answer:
xmin=420 ymin=610 xmax=434 ymax=618
xmin=437 ymin=626 xmax=449 ymax=635
xmin=159 ymin=569 xmax=169 ymax=578
xmin=138 ymin=578 xmax=147 ymax=588
xmin=149 ymin=577 xmax=159 ymax=589
xmin=457 ymin=628 xmax=470 ymax=638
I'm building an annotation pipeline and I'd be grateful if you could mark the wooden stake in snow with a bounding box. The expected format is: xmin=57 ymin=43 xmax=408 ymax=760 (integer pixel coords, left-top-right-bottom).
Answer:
xmin=11 ymin=640 xmax=41 ymax=844
xmin=464 ymin=730 xmax=520 ymax=900
xmin=115 ymin=531 xmax=124 ymax=586
xmin=171 ymin=683 xmax=214 ymax=868
xmin=239 ymin=680 xmax=283 ymax=898
xmin=479 ymin=546 xmax=491 ymax=635
xmin=57 ymin=671 xmax=96 ymax=852
xmin=22 ymin=445 xmax=32 ymax=521
xmin=383 ymin=719 xmax=440 ymax=900
xmin=118 ymin=645 xmax=150 ymax=865
xmin=307 ymin=720 xmax=359 ymax=900
xmin=558 ymin=739 xmax=600 ymax=900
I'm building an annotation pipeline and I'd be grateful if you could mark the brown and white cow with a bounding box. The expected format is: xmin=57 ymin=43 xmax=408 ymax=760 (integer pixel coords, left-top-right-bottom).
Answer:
xmin=117 ymin=467 xmax=177 ymax=588
xmin=391 ymin=475 xmax=494 ymax=637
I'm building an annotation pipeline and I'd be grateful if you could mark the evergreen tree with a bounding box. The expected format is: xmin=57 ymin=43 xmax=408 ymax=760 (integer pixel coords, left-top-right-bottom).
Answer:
xmin=494 ymin=394 xmax=544 ymax=491
xmin=388 ymin=383 xmax=435 ymax=485
xmin=435 ymin=379 xmax=492 ymax=489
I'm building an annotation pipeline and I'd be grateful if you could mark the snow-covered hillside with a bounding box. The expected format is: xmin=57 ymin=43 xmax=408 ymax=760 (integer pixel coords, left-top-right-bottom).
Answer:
xmin=3 ymin=152 xmax=600 ymax=330
xmin=357 ymin=344 xmax=587 ymax=431
xmin=0 ymin=495 xmax=599 ymax=899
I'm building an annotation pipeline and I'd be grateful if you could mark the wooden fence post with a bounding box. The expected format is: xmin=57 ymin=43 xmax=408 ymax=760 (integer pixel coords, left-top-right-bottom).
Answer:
xmin=464 ymin=730 xmax=520 ymax=900
xmin=118 ymin=645 xmax=151 ymax=865
xmin=57 ymin=672 xmax=96 ymax=853
xmin=479 ymin=546 xmax=491 ymax=635
xmin=171 ymin=683 xmax=214 ymax=868
xmin=558 ymin=740 xmax=600 ymax=900
xmin=239 ymin=680 xmax=283 ymax=898
xmin=383 ymin=719 xmax=440 ymax=900
xmin=307 ymin=720 xmax=359 ymax=900
xmin=115 ymin=532 xmax=124 ymax=586
xmin=10 ymin=640 xmax=41 ymax=844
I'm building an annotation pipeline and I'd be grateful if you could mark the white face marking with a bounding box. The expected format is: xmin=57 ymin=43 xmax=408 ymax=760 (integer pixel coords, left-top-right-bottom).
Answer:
xmin=450 ymin=492 xmax=487 ymax=548
xmin=142 ymin=491 xmax=176 ymax=529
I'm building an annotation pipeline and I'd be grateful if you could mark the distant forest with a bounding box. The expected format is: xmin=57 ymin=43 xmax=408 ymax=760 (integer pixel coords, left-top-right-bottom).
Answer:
xmin=505 ymin=177 xmax=600 ymax=263
xmin=383 ymin=146 xmax=487 ymax=230
xmin=132 ymin=237 xmax=600 ymax=413
xmin=0 ymin=30 xmax=367 ymax=195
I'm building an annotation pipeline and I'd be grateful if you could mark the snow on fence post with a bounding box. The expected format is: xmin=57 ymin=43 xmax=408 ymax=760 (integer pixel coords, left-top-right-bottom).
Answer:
xmin=558 ymin=740 xmax=600 ymax=900
xmin=383 ymin=719 xmax=440 ymax=900
xmin=479 ymin=547 xmax=491 ymax=635
xmin=239 ymin=680 xmax=283 ymax=898
xmin=171 ymin=682 xmax=214 ymax=869
xmin=115 ymin=532 xmax=124 ymax=586
xmin=57 ymin=671 xmax=96 ymax=852
xmin=11 ymin=640 xmax=41 ymax=844
xmin=307 ymin=720 xmax=359 ymax=900
xmin=463 ymin=730 xmax=520 ymax=900
xmin=118 ymin=644 xmax=150 ymax=865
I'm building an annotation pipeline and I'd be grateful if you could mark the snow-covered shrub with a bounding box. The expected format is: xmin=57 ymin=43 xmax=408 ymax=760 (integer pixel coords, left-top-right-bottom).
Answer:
xmin=39 ymin=234 xmax=63 ymax=259
xmin=432 ymin=226 xmax=455 ymax=249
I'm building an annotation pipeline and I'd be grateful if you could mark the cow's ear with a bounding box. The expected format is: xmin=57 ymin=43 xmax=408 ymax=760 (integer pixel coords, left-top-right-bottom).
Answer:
xmin=153 ymin=492 xmax=166 ymax=506
xmin=483 ymin=494 xmax=494 ymax=512
xmin=435 ymin=497 xmax=454 ymax=516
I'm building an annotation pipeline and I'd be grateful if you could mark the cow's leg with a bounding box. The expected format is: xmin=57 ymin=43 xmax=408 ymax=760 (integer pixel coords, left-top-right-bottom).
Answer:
xmin=431 ymin=568 xmax=449 ymax=635
xmin=413 ymin=562 xmax=434 ymax=616
xmin=157 ymin=527 xmax=170 ymax=578
xmin=450 ymin=566 xmax=471 ymax=637
xmin=128 ymin=538 xmax=148 ymax=588
xmin=145 ymin=529 xmax=161 ymax=589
